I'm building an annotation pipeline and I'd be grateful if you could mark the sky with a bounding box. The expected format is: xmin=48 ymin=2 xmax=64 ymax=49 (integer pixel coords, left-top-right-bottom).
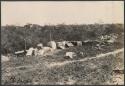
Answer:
xmin=1 ymin=1 xmax=124 ymax=26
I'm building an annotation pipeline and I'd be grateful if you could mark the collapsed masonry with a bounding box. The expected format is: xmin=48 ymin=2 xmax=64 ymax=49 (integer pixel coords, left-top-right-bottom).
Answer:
xmin=15 ymin=41 xmax=83 ymax=57
xmin=14 ymin=35 xmax=117 ymax=57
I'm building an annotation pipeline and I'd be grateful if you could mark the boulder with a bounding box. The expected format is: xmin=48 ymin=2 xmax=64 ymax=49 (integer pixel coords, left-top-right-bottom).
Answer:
xmin=65 ymin=52 xmax=77 ymax=59
xmin=1 ymin=55 xmax=10 ymax=62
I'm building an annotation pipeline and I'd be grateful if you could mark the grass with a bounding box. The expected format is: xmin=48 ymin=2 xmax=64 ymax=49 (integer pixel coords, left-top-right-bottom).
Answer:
xmin=1 ymin=42 xmax=124 ymax=85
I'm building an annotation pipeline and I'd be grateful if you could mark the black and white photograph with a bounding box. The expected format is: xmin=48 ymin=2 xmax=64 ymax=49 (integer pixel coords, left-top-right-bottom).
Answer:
xmin=1 ymin=1 xmax=124 ymax=85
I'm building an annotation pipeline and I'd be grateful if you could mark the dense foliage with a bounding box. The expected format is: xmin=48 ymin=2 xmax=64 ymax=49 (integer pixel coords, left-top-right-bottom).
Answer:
xmin=1 ymin=24 xmax=124 ymax=54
